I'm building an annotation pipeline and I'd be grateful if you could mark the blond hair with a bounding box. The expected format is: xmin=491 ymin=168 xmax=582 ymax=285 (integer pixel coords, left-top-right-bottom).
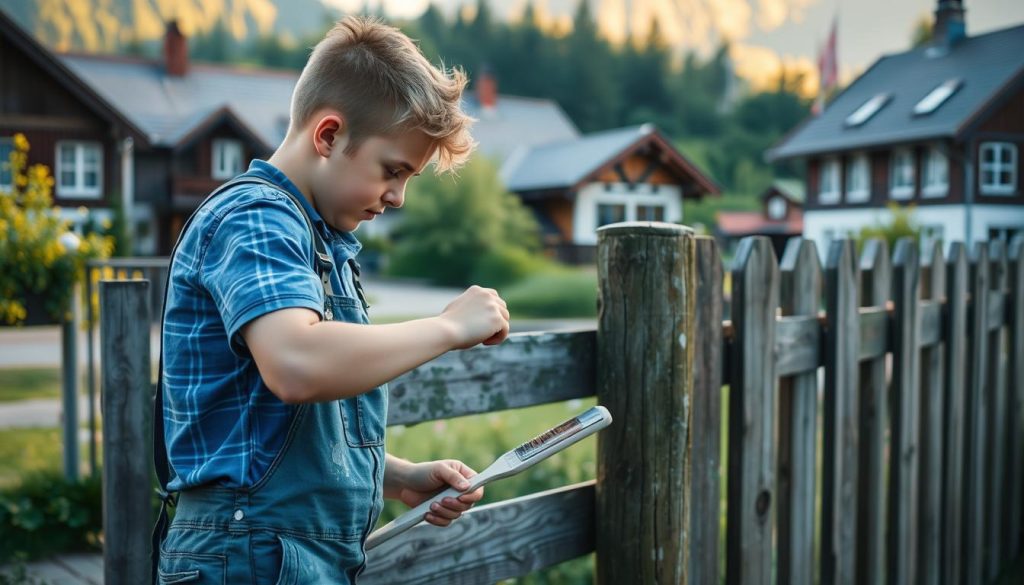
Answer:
xmin=290 ymin=16 xmax=475 ymax=172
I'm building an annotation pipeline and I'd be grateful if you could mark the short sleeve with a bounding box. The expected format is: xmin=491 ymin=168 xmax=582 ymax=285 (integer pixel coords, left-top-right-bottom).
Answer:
xmin=200 ymin=195 xmax=324 ymax=356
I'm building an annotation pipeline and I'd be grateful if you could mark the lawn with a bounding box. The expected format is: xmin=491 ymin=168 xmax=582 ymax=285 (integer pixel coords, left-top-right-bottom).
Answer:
xmin=0 ymin=368 xmax=61 ymax=403
xmin=0 ymin=427 xmax=64 ymax=488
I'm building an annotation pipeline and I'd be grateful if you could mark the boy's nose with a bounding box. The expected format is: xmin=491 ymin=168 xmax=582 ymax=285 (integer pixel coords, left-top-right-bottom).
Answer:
xmin=383 ymin=188 xmax=404 ymax=209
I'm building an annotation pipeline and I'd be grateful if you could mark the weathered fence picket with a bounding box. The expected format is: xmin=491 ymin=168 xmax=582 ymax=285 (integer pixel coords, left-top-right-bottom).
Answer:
xmin=777 ymin=238 xmax=820 ymax=585
xmin=726 ymin=236 xmax=778 ymax=585
xmin=95 ymin=230 xmax=1024 ymax=585
xmin=822 ymin=239 xmax=860 ymax=585
xmin=918 ymin=241 xmax=945 ymax=585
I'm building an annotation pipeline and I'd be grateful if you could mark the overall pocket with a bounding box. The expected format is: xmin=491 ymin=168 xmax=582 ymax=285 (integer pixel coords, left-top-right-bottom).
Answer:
xmin=158 ymin=550 xmax=226 ymax=585
xmin=326 ymin=294 xmax=387 ymax=448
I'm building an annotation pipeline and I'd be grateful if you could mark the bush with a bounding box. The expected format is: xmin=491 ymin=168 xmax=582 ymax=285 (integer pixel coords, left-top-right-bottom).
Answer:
xmin=855 ymin=202 xmax=921 ymax=253
xmin=0 ymin=134 xmax=113 ymax=324
xmin=501 ymin=269 xmax=598 ymax=318
xmin=470 ymin=246 xmax=557 ymax=289
xmin=389 ymin=157 xmax=542 ymax=287
xmin=0 ymin=472 xmax=102 ymax=563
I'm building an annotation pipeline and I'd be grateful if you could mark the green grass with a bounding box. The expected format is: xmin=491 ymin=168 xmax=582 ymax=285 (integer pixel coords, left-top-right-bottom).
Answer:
xmin=0 ymin=427 xmax=63 ymax=488
xmin=0 ymin=368 xmax=61 ymax=403
xmin=501 ymin=269 xmax=598 ymax=319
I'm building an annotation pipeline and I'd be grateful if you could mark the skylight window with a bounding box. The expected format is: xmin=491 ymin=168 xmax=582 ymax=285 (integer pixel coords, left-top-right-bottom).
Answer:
xmin=845 ymin=93 xmax=890 ymax=127
xmin=914 ymin=79 xmax=962 ymax=115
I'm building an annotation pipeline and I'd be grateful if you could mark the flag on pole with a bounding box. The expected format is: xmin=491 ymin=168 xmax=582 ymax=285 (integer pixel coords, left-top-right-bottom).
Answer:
xmin=813 ymin=18 xmax=838 ymax=115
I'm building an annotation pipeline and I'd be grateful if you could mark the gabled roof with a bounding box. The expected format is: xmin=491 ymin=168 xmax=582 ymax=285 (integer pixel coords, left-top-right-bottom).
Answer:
xmin=0 ymin=10 xmax=148 ymax=145
xmin=500 ymin=124 xmax=720 ymax=196
xmin=462 ymin=94 xmax=580 ymax=164
xmin=768 ymin=23 xmax=1024 ymax=161
xmin=59 ymin=53 xmax=295 ymax=151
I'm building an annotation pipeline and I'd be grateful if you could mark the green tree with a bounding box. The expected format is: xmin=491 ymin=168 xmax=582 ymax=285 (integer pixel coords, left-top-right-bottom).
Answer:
xmin=855 ymin=203 xmax=922 ymax=253
xmin=389 ymin=157 xmax=541 ymax=286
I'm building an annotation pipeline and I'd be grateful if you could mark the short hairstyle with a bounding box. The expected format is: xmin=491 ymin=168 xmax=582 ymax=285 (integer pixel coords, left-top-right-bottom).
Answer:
xmin=291 ymin=16 xmax=475 ymax=172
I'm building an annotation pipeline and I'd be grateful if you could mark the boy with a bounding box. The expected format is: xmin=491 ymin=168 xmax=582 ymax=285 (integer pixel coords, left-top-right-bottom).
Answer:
xmin=154 ymin=16 xmax=509 ymax=584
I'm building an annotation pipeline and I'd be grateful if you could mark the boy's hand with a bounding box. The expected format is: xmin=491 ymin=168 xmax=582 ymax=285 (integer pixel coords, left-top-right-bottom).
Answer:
xmin=397 ymin=459 xmax=484 ymax=527
xmin=439 ymin=286 xmax=510 ymax=349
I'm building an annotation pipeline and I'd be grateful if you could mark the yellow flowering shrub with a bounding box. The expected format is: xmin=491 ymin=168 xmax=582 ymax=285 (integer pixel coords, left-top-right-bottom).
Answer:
xmin=0 ymin=134 xmax=113 ymax=325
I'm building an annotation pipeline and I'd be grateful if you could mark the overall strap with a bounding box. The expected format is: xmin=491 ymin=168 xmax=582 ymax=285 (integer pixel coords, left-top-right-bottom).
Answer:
xmin=151 ymin=176 xmax=333 ymax=581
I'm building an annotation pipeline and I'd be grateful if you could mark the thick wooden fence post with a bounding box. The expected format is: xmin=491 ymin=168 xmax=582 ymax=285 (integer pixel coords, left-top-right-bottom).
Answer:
xmin=822 ymin=239 xmax=859 ymax=585
xmin=1007 ymin=236 xmax=1024 ymax=561
xmin=596 ymin=222 xmax=697 ymax=585
xmin=690 ymin=236 xmax=723 ymax=585
xmin=942 ymin=243 xmax=968 ymax=585
xmin=857 ymin=239 xmax=889 ymax=585
xmin=726 ymin=236 xmax=778 ymax=585
xmin=889 ymin=238 xmax=921 ymax=585
xmin=986 ymin=241 xmax=1008 ymax=580
xmin=963 ymin=242 xmax=989 ymax=585
xmin=918 ymin=242 xmax=945 ymax=585
xmin=777 ymin=238 xmax=820 ymax=585
xmin=100 ymin=280 xmax=153 ymax=585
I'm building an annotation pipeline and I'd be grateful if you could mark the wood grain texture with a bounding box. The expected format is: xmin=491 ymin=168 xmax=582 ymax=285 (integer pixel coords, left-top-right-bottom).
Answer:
xmin=963 ymin=242 xmax=989 ymax=585
xmin=361 ymin=482 xmax=595 ymax=584
xmin=99 ymin=280 xmax=153 ymax=585
xmin=821 ymin=239 xmax=860 ymax=585
xmin=777 ymin=238 xmax=821 ymax=585
xmin=726 ymin=236 xmax=778 ymax=585
xmin=596 ymin=222 xmax=695 ymax=585
xmin=941 ymin=243 xmax=968 ymax=585
xmin=1006 ymin=236 xmax=1024 ymax=561
xmin=856 ymin=239 xmax=889 ymax=585
xmin=985 ymin=241 xmax=1008 ymax=580
xmin=387 ymin=330 xmax=596 ymax=426
xmin=691 ymin=236 xmax=723 ymax=585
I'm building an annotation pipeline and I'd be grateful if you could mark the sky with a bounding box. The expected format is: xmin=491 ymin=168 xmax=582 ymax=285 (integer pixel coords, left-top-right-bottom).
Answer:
xmin=325 ymin=0 xmax=1024 ymax=93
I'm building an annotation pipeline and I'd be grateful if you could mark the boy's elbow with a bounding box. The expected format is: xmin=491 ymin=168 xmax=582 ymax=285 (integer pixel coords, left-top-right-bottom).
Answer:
xmin=261 ymin=355 xmax=318 ymax=404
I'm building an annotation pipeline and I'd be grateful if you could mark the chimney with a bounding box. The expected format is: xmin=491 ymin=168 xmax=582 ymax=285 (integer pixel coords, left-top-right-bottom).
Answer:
xmin=933 ymin=0 xmax=966 ymax=48
xmin=476 ymin=65 xmax=498 ymax=113
xmin=164 ymin=21 xmax=188 ymax=77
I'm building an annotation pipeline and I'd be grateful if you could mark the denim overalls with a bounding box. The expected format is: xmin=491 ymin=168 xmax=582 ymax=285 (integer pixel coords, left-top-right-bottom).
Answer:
xmin=154 ymin=177 xmax=387 ymax=584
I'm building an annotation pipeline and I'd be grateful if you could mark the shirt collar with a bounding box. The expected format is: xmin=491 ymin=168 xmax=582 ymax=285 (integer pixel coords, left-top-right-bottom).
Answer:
xmin=245 ymin=159 xmax=362 ymax=253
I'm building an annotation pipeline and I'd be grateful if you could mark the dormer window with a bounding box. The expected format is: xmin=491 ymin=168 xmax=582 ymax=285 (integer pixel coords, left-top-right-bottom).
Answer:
xmin=845 ymin=93 xmax=890 ymax=127
xmin=768 ymin=197 xmax=786 ymax=220
xmin=212 ymin=139 xmax=244 ymax=180
xmin=818 ymin=157 xmax=840 ymax=204
xmin=914 ymin=79 xmax=961 ymax=116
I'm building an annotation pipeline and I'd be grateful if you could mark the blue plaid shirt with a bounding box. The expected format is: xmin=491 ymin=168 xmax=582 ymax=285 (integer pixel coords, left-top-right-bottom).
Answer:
xmin=162 ymin=159 xmax=363 ymax=490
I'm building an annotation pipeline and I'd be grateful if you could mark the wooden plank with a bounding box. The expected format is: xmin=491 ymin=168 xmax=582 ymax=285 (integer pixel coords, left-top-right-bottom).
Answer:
xmin=985 ymin=240 xmax=1009 ymax=580
xmin=690 ymin=236 xmax=723 ymax=585
xmin=1006 ymin=235 xmax=1024 ymax=561
xmin=595 ymin=223 xmax=696 ymax=584
xmin=941 ymin=243 xmax=968 ymax=585
xmin=777 ymin=238 xmax=821 ymax=585
xmin=387 ymin=329 xmax=596 ymax=426
xmin=362 ymin=482 xmax=595 ymax=584
xmin=775 ymin=315 xmax=820 ymax=377
xmin=917 ymin=242 xmax=945 ymax=585
xmin=962 ymin=242 xmax=989 ymax=585
xmin=919 ymin=300 xmax=941 ymax=347
xmin=888 ymin=238 xmax=921 ymax=585
xmin=821 ymin=239 xmax=860 ymax=585
xmin=99 ymin=280 xmax=152 ymax=585
xmin=858 ymin=306 xmax=889 ymax=360
xmin=856 ymin=239 xmax=890 ymax=585
xmin=726 ymin=236 xmax=779 ymax=585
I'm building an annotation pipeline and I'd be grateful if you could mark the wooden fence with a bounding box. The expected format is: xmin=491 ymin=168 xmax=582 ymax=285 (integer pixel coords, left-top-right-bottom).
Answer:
xmin=98 ymin=223 xmax=1024 ymax=584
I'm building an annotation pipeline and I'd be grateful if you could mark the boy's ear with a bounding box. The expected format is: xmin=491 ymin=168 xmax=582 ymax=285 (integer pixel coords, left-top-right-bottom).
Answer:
xmin=312 ymin=114 xmax=346 ymax=158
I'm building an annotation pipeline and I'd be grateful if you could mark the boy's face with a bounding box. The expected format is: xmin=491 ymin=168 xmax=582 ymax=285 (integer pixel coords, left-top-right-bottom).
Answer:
xmin=310 ymin=116 xmax=434 ymax=232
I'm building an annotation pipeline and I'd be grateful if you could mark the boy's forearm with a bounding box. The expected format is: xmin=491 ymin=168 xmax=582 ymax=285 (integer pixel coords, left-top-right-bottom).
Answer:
xmin=383 ymin=453 xmax=412 ymax=499
xmin=250 ymin=314 xmax=457 ymax=403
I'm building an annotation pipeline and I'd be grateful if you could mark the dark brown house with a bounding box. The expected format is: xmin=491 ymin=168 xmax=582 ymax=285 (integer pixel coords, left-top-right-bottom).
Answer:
xmin=0 ymin=9 xmax=146 ymax=231
xmin=768 ymin=0 xmax=1024 ymax=254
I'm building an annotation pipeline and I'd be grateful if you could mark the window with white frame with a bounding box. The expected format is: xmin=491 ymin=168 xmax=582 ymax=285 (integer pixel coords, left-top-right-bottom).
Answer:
xmin=818 ymin=158 xmax=840 ymax=204
xmin=596 ymin=203 xmax=626 ymax=227
xmin=56 ymin=141 xmax=102 ymax=198
xmin=845 ymin=153 xmax=870 ymax=203
xmin=922 ymin=145 xmax=949 ymax=198
xmin=212 ymin=139 xmax=244 ymax=179
xmin=768 ymin=197 xmax=787 ymax=220
xmin=980 ymin=142 xmax=1017 ymax=196
xmin=0 ymin=137 xmax=13 ymax=190
xmin=889 ymin=147 xmax=915 ymax=200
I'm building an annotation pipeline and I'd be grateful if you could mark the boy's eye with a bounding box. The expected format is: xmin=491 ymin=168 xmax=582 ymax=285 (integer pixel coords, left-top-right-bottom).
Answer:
xmin=385 ymin=167 xmax=402 ymax=179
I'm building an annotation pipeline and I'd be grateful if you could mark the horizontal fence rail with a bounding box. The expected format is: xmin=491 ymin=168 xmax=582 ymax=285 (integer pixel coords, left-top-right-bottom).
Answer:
xmin=98 ymin=232 xmax=1024 ymax=584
